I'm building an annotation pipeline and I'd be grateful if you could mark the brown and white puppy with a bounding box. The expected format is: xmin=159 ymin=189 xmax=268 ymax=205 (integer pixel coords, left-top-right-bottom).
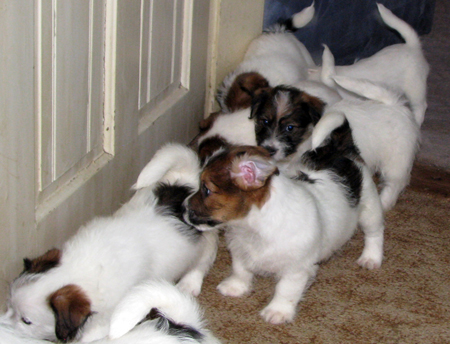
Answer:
xmin=184 ymin=119 xmax=384 ymax=324
xmin=1 ymin=144 xmax=218 ymax=342
xmin=217 ymin=2 xmax=316 ymax=113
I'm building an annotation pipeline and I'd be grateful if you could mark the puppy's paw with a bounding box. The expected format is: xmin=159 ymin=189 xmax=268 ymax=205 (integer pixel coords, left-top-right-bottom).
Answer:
xmin=217 ymin=277 xmax=251 ymax=297
xmin=177 ymin=273 xmax=203 ymax=297
xmin=260 ymin=304 xmax=295 ymax=324
xmin=357 ymin=255 xmax=382 ymax=270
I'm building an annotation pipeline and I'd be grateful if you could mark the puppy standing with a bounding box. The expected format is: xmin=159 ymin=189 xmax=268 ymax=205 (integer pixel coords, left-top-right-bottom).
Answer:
xmin=217 ymin=2 xmax=315 ymax=113
xmin=309 ymin=3 xmax=429 ymax=125
xmin=1 ymin=144 xmax=218 ymax=342
xmin=250 ymin=67 xmax=420 ymax=211
xmin=0 ymin=279 xmax=220 ymax=344
xmin=184 ymin=119 xmax=384 ymax=324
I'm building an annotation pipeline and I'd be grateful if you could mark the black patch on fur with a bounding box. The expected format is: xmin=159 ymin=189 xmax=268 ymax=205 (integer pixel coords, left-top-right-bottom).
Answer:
xmin=154 ymin=183 xmax=202 ymax=239
xmin=301 ymin=120 xmax=363 ymax=207
xmin=292 ymin=171 xmax=315 ymax=184
xmin=144 ymin=308 xmax=204 ymax=341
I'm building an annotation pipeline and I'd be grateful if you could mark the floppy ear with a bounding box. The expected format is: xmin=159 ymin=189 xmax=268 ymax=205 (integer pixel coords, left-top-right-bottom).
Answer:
xmin=300 ymin=92 xmax=325 ymax=125
xmin=48 ymin=284 xmax=92 ymax=343
xmin=22 ymin=249 xmax=61 ymax=274
xmin=225 ymin=72 xmax=270 ymax=112
xmin=231 ymin=153 xmax=277 ymax=190
xmin=249 ymin=87 xmax=272 ymax=119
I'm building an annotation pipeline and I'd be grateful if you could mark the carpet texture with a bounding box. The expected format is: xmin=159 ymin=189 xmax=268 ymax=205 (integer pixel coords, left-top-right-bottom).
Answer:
xmin=196 ymin=164 xmax=450 ymax=343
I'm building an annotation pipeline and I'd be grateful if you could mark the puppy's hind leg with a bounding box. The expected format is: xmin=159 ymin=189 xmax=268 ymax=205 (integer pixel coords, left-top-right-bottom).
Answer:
xmin=177 ymin=230 xmax=219 ymax=296
xmin=357 ymin=167 xmax=385 ymax=269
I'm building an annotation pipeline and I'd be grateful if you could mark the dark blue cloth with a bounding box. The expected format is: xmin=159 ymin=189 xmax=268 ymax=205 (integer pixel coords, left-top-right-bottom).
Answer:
xmin=263 ymin=0 xmax=436 ymax=65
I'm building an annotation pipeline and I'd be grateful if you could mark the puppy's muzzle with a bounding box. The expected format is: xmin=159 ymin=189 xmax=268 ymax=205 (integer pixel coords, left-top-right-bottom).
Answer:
xmin=262 ymin=145 xmax=277 ymax=157
xmin=184 ymin=209 xmax=222 ymax=230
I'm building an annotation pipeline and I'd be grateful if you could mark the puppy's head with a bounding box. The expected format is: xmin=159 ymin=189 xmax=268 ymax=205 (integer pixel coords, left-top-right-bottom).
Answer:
xmin=250 ymin=85 xmax=325 ymax=160
xmin=219 ymin=72 xmax=270 ymax=112
xmin=4 ymin=249 xmax=92 ymax=342
xmin=184 ymin=146 xmax=278 ymax=230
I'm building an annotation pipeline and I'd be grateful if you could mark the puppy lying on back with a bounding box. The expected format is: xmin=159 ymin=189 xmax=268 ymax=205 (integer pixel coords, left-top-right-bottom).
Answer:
xmin=217 ymin=2 xmax=315 ymax=113
xmin=0 ymin=280 xmax=220 ymax=344
xmin=184 ymin=116 xmax=384 ymax=324
xmin=309 ymin=3 xmax=429 ymax=125
xmin=250 ymin=69 xmax=420 ymax=210
xmin=1 ymin=144 xmax=218 ymax=343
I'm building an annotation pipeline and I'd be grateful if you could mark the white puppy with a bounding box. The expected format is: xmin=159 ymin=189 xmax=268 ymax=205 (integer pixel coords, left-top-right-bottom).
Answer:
xmin=1 ymin=144 xmax=218 ymax=342
xmin=217 ymin=2 xmax=315 ymax=112
xmin=309 ymin=3 xmax=429 ymax=125
xmin=184 ymin=119 xmax=384 ymax=324
xmin=0 ymin=280 xmax=220 ymax=344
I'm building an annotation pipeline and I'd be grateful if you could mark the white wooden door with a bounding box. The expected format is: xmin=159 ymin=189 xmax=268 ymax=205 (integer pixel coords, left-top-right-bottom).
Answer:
xmin=0 ymin=0 xmax=210 ymax=306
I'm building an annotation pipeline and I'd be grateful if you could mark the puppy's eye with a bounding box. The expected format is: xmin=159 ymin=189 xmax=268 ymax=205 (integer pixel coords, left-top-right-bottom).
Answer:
xmin=21 ymin=317 xmax=32 ymax=325
xmin=285 ymin=125 xmax=294 ymax=132
xmin=261 ymin=119 xmax=269 ymax=126
xmin=202 ymin=183 xmax=211 ymax=197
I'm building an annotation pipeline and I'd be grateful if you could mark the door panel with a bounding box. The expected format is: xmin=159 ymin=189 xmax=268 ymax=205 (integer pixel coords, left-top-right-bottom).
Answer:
xmin=0 ymin=0 xmax=210 ymax=306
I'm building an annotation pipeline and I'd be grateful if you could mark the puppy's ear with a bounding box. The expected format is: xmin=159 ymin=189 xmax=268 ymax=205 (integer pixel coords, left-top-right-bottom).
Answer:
xmin=198 ymin=111 xmax=221 ymax=132
xmin=226 ymin=72 xmax=270 ymax=112
xmin=300 ymin=92 xmax=325 ymax=125
xmin=249 ymin=87 xmax=272 ymax=119
xmin=198 ymin=135 xmax=229 ymax=165
xmin=22 ymin=249 xmax=61 ymax=274
xmin=48 ymin=284 xmax=92 ymax=343
xmin=231 ymin=152 xmax=278 ymax=190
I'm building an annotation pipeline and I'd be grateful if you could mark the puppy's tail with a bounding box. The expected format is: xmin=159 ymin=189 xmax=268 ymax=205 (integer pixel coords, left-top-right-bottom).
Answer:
xmin=377 ymin=3 xmax=421 ymax=48
xmin=133 ymin=143 xmax=200 ymax=190
xmin=332 ymin=75 xmax=405 ymax=106
xmin=266 ymin=2 xmax=314 ymax=32
xmin=311 ymin=111 xmax=347 ymax=150
xmin=109 ymin=280 xmax=219 ymax=343
xmin=320 ymin=44 xmax=336 ymax=88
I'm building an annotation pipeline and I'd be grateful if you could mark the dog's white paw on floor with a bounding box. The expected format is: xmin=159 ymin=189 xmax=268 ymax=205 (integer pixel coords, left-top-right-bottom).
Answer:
xmin=260 ymin=302 xmax=296 ymax=325
xmin=217 ymin=277 xmax=252 ymax=297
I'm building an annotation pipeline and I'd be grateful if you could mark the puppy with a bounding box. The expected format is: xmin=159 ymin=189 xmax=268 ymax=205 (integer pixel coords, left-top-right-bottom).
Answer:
xmin=0 ymin=279 xmax=220 ymax=344
xmin=1 ymin=144 xmax=218 ymax=342
xmin=250 ymin=71 xmax=420 ymax=211
xmin=184 ymin=118 xmax=384 ymax=324
xmin=309 ymin=3 xmax=429 ymax=125
xmin=217 ymin=2 xmax=315 ymax=112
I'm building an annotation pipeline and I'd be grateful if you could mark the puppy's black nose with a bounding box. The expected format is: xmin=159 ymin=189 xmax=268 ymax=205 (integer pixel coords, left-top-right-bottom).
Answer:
xmin=262 ymin=145 xmax=277 ymax=156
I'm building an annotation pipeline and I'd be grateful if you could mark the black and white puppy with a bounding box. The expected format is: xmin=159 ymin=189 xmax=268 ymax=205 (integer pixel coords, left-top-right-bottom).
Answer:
xmin=217 ymin=2 xmax=315 ymax=113
xmin=250 ymin=71 xmax=420 ymax=211
xmin=0 ymin=279 xmax=220 ymax=344
xmin=184 ymin=116 xmax=384 ymax=324
xmin=1 ymin=144 xmax=218 ymax=342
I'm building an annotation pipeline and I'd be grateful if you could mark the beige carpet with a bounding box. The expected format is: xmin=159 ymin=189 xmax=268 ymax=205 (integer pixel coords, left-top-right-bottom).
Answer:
xmin=196 ymin=164 xmax=450 ymax=343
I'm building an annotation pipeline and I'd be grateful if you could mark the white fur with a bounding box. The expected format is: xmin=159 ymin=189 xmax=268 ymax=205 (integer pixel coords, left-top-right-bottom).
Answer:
xmin=2 ymin=144 xmax=218 ymax=342
xmin=323 ymin=76 xmax=420 ymax=211
xmin=197 ymin=109 xmax=257 ymax=147
xmin=309 ymin=3 xmax=429 ymax=125
xmin=217 ymin=159 xmax=384 ymax=324
xmin=217 ymin=3 xmax=316 ymax=112
xmin=0 ymin=280 xmax=220 ymax=344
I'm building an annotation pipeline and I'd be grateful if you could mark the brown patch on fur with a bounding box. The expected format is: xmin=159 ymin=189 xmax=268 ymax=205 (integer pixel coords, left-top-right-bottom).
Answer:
xmin=225 ymin=72 xmax=270 ymax=112
xmin=23 ymin=249 xmax=62 ymax=274
xmin=300 ymin=92 xmax=325 ymax=117
xmin=48 ymin=284 xmax=92 ymax=342
xmin=187 ymin=146 xmax=276 ymax=225
xmin=198 ymin=135 xmax=230 ymax=165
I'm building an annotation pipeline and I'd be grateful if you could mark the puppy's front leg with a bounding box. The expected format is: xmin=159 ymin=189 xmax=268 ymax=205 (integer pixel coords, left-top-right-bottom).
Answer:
xmin=217 ymin=257 xmax=253 ymax=297
xmin=261 ymin=268 xmax=316 ymax=324
xmin=177 ymin=230 xmax=219 ymax=296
